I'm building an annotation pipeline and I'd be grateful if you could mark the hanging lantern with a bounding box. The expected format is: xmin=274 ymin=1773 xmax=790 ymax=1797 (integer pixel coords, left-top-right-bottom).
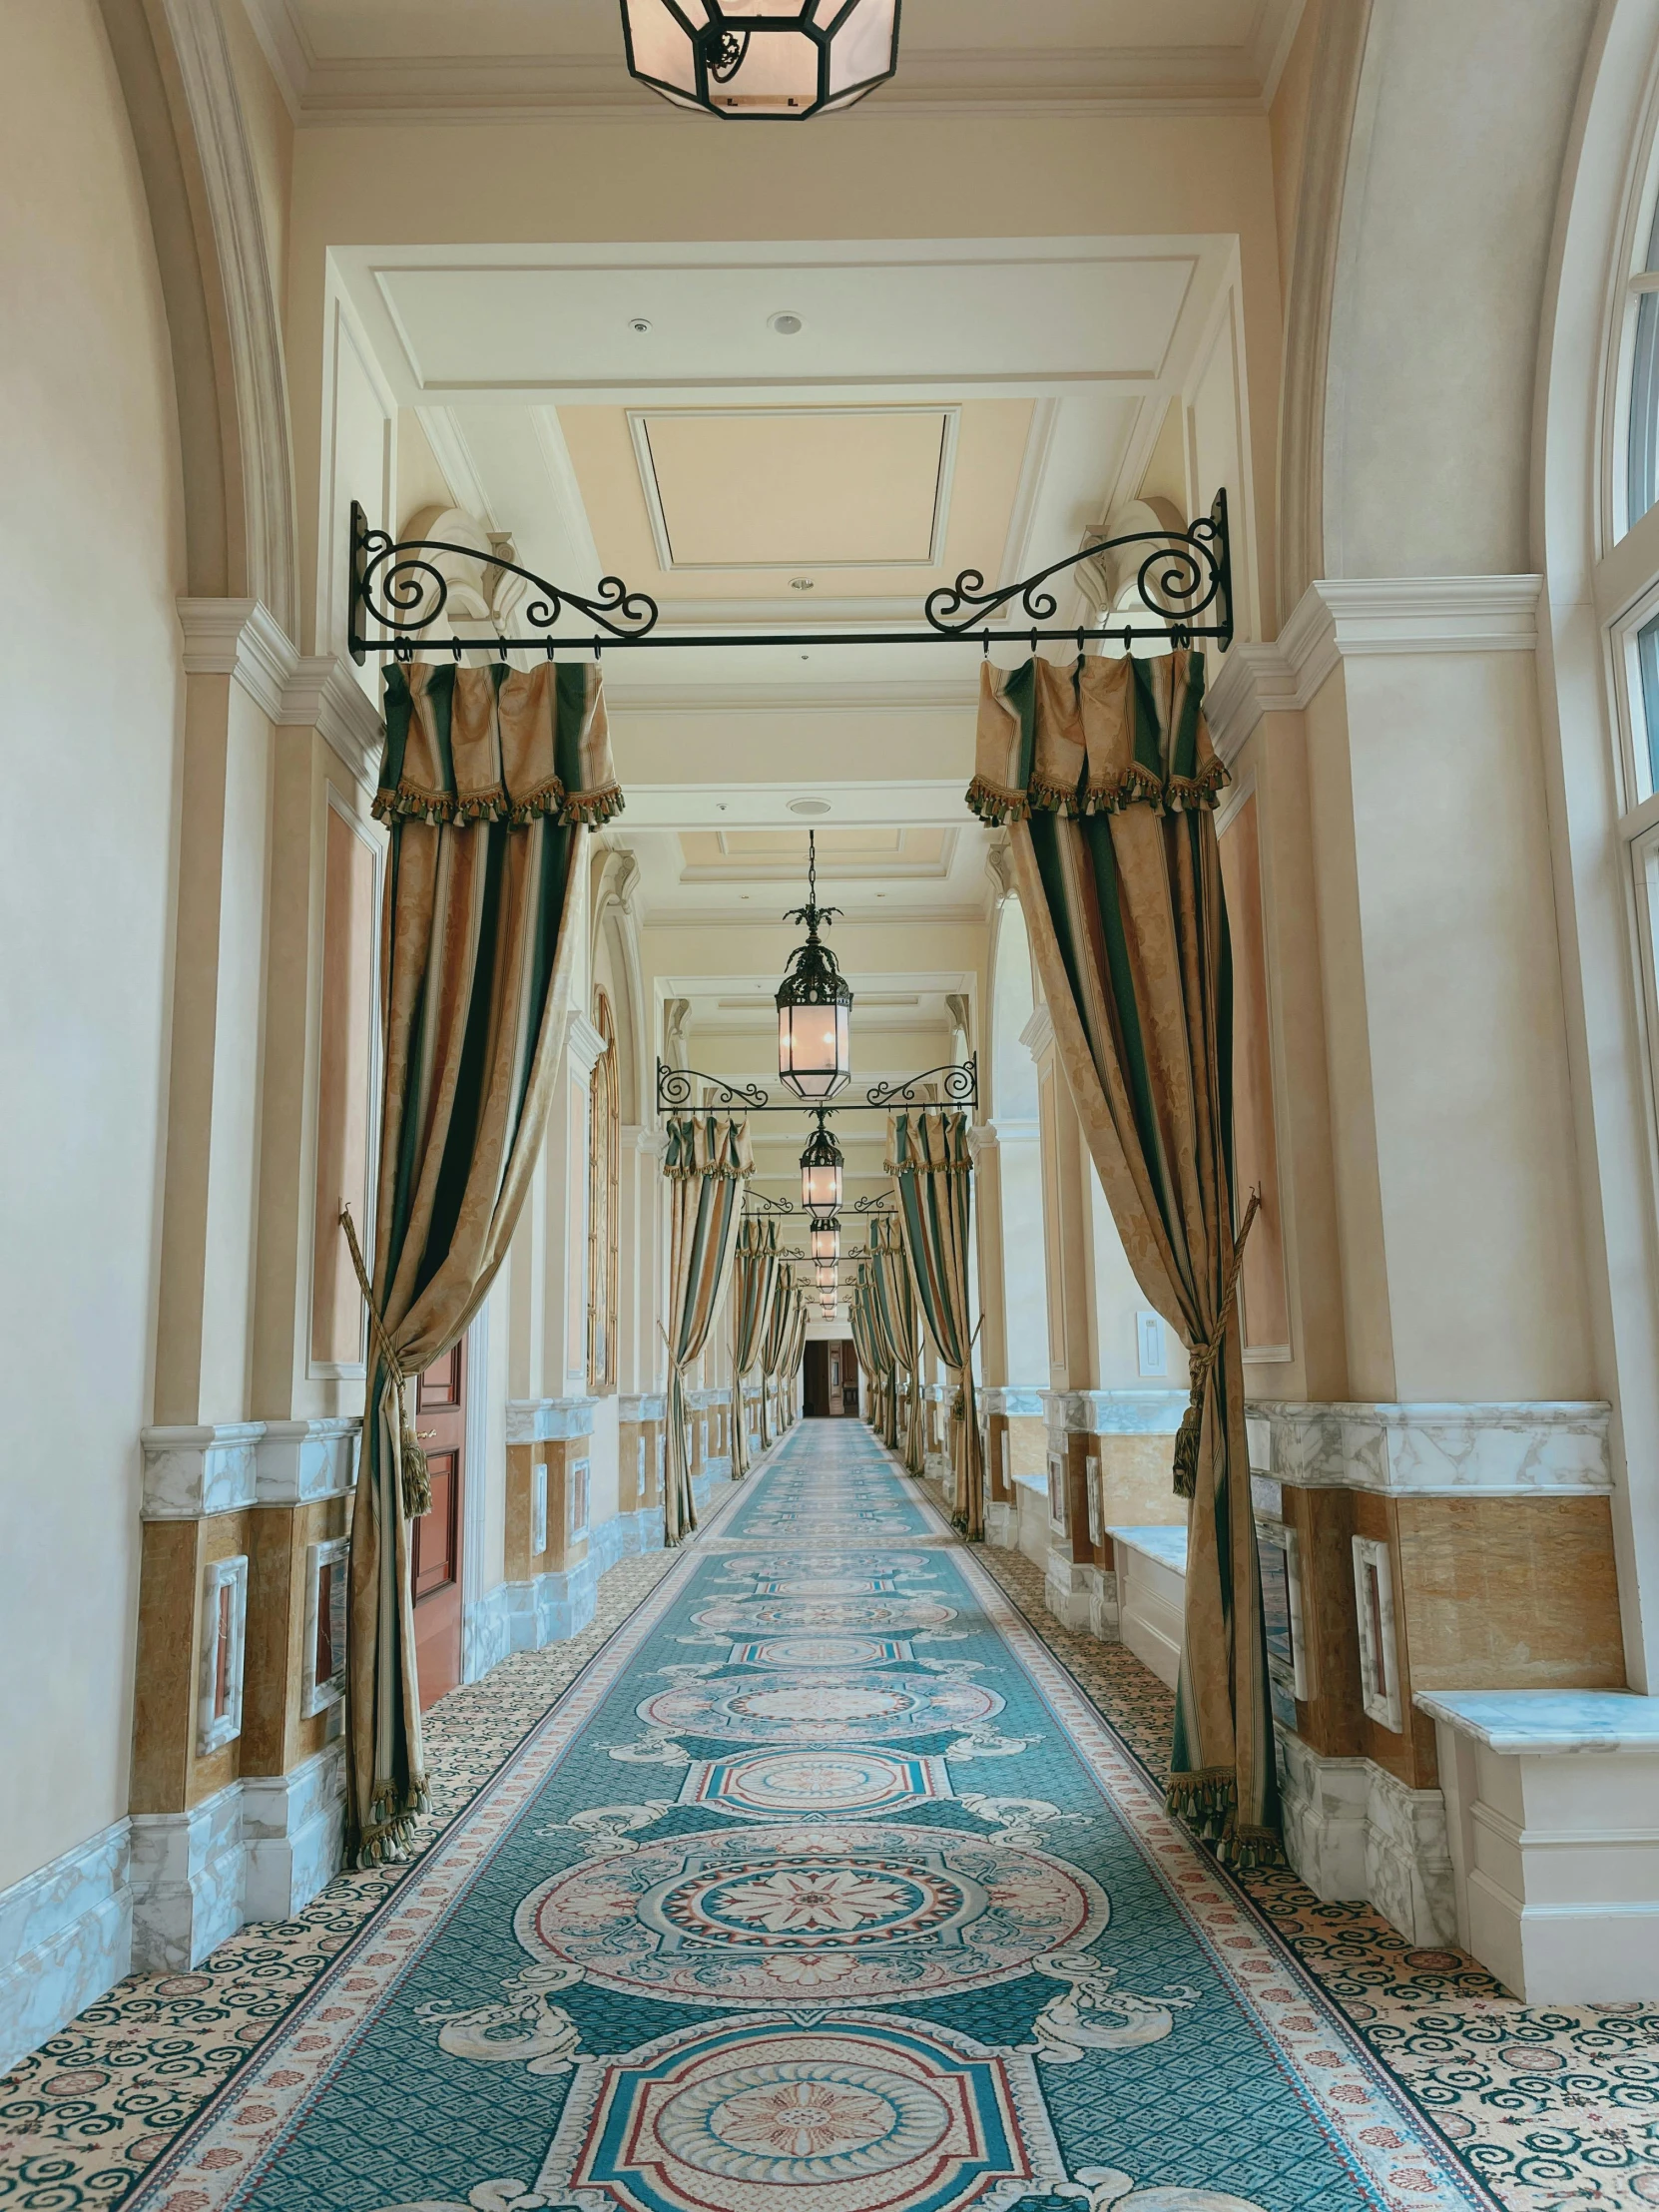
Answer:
xmin=810 ymin=1217 xmax=840 ymax=1264
xmin=800 ymin=1111 xmax=843 ymax=1217
xmin=815 ymin=1261 xmax=838 ymax=1292
xmin=619 ymin=0 xmax=900 ymax=122
xmin=777 ymin=830 xmax=852 ymax=1102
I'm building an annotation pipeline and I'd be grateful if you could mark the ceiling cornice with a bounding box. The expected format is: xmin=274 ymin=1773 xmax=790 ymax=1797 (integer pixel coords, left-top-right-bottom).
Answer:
xmin=239 ymin=6 xmax=1291 ymax=126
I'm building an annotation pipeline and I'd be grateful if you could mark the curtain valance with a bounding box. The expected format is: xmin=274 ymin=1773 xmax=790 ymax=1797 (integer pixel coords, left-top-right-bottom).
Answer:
xmin=965 ymin=649 xmax=1227 ymax=828
xmin=377 ymin=659 xmax=623 ymax=829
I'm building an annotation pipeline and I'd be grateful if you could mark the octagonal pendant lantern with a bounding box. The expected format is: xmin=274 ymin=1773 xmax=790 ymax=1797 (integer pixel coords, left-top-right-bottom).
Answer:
xmin=801 ymin=1111 xmax=843 ymax=1219
xmin=810 ymin=1218 xmax=840 ymax=1264
xmin=620 ymin=0 xmax=900 ymax=121
xmin=815 ymin=1262 xmax=838 ymax=1292
xmin=777 ymin=830 xmax=852 ymax=1102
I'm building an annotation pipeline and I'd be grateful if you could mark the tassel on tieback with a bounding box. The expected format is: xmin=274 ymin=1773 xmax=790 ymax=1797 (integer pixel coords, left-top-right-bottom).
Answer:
xmin=1171 ymin=1189 xmax=1262 ymax=1503
xmin=339 ymin=1206 xmax=432 ymax=1520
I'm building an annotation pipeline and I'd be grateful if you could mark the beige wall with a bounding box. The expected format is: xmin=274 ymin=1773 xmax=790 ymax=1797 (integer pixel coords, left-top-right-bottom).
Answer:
xmin=0 ymin=0 xmax=185 ymax=1886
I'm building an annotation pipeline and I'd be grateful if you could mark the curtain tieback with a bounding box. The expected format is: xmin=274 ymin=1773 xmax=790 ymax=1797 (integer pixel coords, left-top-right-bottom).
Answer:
xmin=1172 ymin=1189 xmax=1262 ymax=1502
xmin=340 ymin=1207 xmax=433 ymax=1518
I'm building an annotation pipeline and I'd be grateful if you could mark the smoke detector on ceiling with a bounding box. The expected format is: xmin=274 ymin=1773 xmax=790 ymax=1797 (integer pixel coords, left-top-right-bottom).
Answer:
xmin=789 ymin=798 xmax=831 ymax=818
xmin=769 ymin=310 xmax=805 ymax=335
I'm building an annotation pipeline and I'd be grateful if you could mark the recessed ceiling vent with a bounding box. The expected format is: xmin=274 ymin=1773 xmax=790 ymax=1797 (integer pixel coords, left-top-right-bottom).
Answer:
xmin=789 ymin=798 xmax=832 ymax=818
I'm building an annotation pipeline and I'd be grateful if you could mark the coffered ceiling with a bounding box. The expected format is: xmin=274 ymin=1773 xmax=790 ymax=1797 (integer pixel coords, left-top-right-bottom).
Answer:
xmin=246 ymin=0 xmax=1308 ymax=121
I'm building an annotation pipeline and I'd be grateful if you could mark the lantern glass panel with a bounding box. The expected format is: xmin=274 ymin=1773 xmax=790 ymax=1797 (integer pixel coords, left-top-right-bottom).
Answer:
xmin=778 ymin=1000 xmax=849 ymax=1102
xmin=810 ymin=1223 xmax=839 ymax=1263
xmin=827 ymin=0 xmax=897 ymax=92
xmin=706 ymin=26 xmax=820 ymax=113
xmin=803 ymin=1158 xmax=842 ymax=1214
xmin=622 ymin=0 xmax=700 ymax=91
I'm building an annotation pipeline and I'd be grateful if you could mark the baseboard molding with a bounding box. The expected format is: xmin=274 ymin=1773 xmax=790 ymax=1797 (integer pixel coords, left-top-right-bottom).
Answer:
xmin=0 ymin=1819 xmax=132 ymax=2076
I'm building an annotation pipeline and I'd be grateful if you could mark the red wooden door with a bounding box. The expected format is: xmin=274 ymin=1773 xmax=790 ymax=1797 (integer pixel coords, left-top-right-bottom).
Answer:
xmin=410 ymin=1342 xmax=464 ymax=1708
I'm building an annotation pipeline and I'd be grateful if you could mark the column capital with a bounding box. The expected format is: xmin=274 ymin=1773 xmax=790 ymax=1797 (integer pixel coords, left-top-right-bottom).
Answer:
xmin=566 ymin=1010 xmax=607 ymax=1083
xmin=1018 ymin=1001 xmax=1055 ymax=1065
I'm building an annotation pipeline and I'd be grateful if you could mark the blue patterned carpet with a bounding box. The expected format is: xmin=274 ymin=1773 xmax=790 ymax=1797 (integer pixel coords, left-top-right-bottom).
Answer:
xmin=130 ymin=1425 xmax=1498 ymax=2212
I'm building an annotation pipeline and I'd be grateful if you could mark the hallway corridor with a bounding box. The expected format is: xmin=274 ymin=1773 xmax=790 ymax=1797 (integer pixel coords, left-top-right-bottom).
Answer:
xmin=7 ymin=1433 xmax=1654 ymax=2212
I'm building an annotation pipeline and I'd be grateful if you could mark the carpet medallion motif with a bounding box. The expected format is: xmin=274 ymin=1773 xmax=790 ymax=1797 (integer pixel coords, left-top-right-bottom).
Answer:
xmin=85 ymin=1426 xmax=1519 ymax=2212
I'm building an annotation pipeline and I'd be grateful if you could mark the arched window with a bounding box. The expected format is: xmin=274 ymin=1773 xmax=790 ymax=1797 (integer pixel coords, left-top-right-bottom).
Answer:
xmin=588 ymin=992 xmax=620 ymax=1392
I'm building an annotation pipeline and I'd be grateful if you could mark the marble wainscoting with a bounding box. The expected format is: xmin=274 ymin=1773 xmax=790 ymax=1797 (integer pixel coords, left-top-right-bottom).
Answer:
xmin=1250 ymin=1399 xmax=1616 ymax=1957
xmin=501 ymin=1398 xmax=673 ymax=1653
xmin=1043 ymin=1389 xmax=1188 ymax=1640
xmin=1419 ymin=1688 xmax=1659 ymax=2000
xmin=0 ymin=1819 xmax=132 ymax=2077
xmin=127 ymin=1417 xmax=361 ymax=1976
xmin=979 ymin=1386 xmax=1045 ymax=1550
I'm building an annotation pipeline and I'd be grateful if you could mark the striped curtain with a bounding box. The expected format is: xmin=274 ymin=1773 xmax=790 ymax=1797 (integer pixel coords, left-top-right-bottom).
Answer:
xmin=783 ymin=1289 xmax=807 ymax=1422
xmin=347 ymin=659 xmax=619 ymax=1866
xmin=965 ymin=647 xmax=1278 ymax=1869
xmin=729 ymin=1217 xmax=778 ymax=1479
xmin=886 ymin=1109 xmax=985 ymax=1540
xmin=759 ymin=1268 xmax=795 ymax=1445
xmin=662 ymin=1114 xmax=753 ymax=1543
xmin=870 ymin=1215 xmax=924 ymax=1475
xmin=848 ymin=1280 xmax=882 ymax=1423
xmin=858 ymin=1258 xmax=900 ymax=1450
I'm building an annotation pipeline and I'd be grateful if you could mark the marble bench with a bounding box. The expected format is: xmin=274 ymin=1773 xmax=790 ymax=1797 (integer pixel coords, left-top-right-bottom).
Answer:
xmin=1107 ymin=1524 xmax=1188 ymax=1690
xmin=1415 ymin=1688 xmax=1659 ymax=2001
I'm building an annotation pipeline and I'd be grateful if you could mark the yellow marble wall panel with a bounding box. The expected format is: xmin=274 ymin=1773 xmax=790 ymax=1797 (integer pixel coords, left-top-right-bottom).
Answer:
xmin=1395 ymin=1494 xmax=1624 ymax=1693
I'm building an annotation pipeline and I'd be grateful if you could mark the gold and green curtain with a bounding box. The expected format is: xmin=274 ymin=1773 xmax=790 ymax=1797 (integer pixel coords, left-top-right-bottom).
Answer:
xmin=886 ymin=1108 xmax=984 ymax=1538
xmin=728 ymin=1217 xmax=778 ymax=1479
xmin=871 ymin=1214 xmax=925 ymax=1475
xmin=848 ymin=1278 xmax=881 ymax=1424
xmin=783 ymin=1286 xmax=807 ymax=1422
xmin=662 ymin=1113 xmax=753 ymax=1543
xmin=347 ymin=659 xmax=619 ymax=1866
xmin=965 ymin=647 xmax=1277 ymax=1867
xmin=759 ymin=1267 xmax=795 ymax=1445
xmin=858 ymin=1257 xmax=900 ymax=1450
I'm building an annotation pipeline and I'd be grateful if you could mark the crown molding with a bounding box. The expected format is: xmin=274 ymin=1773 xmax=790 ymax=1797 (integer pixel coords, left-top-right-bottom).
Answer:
xmin=178 ymin=596 xmax=298 ymax=720
xmin=1203 ymin=574 xmax=1545 ymax=761
xmin=176 ymin=603 xmax=384 ymax=790
xmin=243 ymin=17 xmax=1283 ymax=126
xmin=279 ymin=658 xmax=384 ymax=793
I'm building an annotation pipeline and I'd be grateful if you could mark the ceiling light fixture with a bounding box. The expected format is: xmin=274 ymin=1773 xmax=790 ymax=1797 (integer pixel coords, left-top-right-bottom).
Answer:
xmin=800 ymin=1110 xmax=843 ymax=1218
xmin=770 ymin=310 xmax=806 ymax=334
xmin=810 ymin=1217 xmax=840 ymax=1263
xmin=776 ymin=829 xmax=851 ymax=1102
xmin=618 ymin=1 xmax=900 ymax=121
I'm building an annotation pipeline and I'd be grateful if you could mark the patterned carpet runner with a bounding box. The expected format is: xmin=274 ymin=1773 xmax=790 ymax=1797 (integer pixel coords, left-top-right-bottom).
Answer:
xmin=129 ymin=1424 xmax=1498 ymax=2212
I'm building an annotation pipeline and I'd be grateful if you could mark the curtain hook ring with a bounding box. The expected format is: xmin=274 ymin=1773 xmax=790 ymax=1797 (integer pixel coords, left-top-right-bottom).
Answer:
xmin=451 ymin=637 xmax=463 ymax=664
xmin=546 ymin=635 xmax=556 ymax=663
xmin=981 ymin=630 xmax=989 ymax=660
xmin=594 ymin=638 xmax=602 ymax=663
xmin=1028 ymin=629 xmax=1037 ymax=659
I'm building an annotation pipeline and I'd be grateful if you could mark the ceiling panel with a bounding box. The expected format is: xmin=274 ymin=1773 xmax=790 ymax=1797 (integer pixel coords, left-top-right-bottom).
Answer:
xmin=637 ymin=408 xmax=950 ymax=570
xmin=564 ymin=396 xmax=1030 ymax=600
xmin=369 ymin=253 xmax=1196 ymax=394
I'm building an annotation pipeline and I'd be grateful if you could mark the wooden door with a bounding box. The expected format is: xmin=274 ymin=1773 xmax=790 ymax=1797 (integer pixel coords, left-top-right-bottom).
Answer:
xmin=839 ymin=1338 xmax=860 ymax=1414
xmin=410 ymin=1342 xmax=464 ymax=1708
xmin=804 ymin=1340 xmax=830 ymax=1417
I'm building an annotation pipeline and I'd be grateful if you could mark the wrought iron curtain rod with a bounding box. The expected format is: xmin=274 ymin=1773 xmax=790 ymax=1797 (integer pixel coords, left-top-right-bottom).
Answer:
xmin=347 ymin=493 xmax=1233 ymax=663
xmin=656 ymin=1058 xmax=977 ymax=1115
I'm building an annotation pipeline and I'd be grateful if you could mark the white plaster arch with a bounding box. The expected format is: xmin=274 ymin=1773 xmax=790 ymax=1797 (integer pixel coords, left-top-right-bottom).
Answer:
xmin=96 ymin=0 xmax=299 ymax=633
xmin=1310 ymin=0 xmax=1597 ymax=584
